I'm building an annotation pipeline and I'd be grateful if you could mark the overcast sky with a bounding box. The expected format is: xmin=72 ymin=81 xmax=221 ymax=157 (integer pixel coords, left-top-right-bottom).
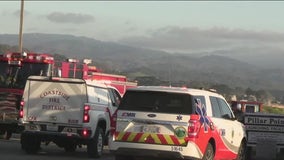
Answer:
xmin=1 ymin=1 xmax=284 ymax=53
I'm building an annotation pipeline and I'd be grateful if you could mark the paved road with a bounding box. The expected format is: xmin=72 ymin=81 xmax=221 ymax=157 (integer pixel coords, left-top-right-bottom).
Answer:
xmin=0 ymin=135 xmax=114 ymax=160
xmin=3 ymin=134 xmax=281 ymax=160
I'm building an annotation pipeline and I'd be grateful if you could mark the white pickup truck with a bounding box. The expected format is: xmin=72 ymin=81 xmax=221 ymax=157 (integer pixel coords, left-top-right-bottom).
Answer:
xmin=18 ymin=76 xmax=121 ymax=158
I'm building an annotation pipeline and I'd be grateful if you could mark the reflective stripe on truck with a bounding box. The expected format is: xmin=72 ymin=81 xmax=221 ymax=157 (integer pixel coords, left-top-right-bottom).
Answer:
xmin=114 ymin=132 xmax=187 ymax=146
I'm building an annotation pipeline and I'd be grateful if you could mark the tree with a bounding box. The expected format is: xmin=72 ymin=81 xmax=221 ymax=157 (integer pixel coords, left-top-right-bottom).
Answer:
xmin=245 ymin=88 xmax=254 ymax=96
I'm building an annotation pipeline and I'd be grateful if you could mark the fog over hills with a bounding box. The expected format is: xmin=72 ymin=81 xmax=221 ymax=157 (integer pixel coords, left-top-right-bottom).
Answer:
xmin=188 ymin=47 xmax=284 ymax=70
xmin=0 ymin=33 xmax=283 ymax=92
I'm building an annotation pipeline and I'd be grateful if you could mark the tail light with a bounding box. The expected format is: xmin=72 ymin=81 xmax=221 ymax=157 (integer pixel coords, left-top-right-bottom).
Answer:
xmin=110 ymin=109 xmax=118 ymax=135
xmin=187 ymin=114 xmax=201 ymax=138
xmin=19 ymin=99 xmax=24 ymax=118
xmin=83 ymin=105 xmax=90 ymax=123
xmin=81 ymin=128 xmax=90 ymax=137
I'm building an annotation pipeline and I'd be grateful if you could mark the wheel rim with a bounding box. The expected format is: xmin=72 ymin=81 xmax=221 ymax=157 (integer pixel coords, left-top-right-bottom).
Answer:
xmin=206 ymin=149 xmax=214 ymax=159
xmin=238 ymin=143 xmax=246 ymax=160
xmin=204 ymin=144 xmax=214 ymax=160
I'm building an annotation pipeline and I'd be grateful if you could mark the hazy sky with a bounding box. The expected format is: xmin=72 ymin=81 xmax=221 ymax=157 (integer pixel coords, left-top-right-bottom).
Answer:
xmin=1 ymin=1 xmax=284 ymax=53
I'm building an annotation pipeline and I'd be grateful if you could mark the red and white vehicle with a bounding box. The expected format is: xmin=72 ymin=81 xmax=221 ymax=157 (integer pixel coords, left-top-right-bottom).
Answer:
xmin=0 ymin=51 xmax=136 ymax=139
xmin=55 ymin=58 xmax=137 ymax=96
xmin=0 ymin=52 xmax=54 ymax=139
xmin=19 ymin=76 xmax=122 ymax=157
xmin=109 ymin=86 xmax=247 ymax=160
xmin=18 ymin=57 xmax=136 ymax=156
xmin=230 ymin=100 xmax=263 ymax=113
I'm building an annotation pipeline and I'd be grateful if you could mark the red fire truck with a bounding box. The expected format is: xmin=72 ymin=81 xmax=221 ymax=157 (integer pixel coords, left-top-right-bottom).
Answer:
xmin=0 ymin=52 xmax=54 ymax=139
xmin=231 ymin=100 xmax=263 ymax=113
xmin=0 ymin=52 xmax=137 ymax=139
xmin=55 ymin=58 xmax=137 ymax=96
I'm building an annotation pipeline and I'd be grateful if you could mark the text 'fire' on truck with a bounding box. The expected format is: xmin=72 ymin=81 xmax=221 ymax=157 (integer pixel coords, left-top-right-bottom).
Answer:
xmin=0 ymin=51 xmax=137 ymax=139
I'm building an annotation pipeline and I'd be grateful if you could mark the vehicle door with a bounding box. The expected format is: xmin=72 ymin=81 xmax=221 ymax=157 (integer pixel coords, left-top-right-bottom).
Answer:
xmin=210 ymin=96 xmax=242 ymax=153
xmin=108 ymin=88 xmax=121 ymax=115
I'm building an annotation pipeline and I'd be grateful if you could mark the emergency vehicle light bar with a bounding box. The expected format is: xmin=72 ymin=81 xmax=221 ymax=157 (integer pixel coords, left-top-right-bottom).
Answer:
xmin=8 ymin=60 xmax=21 ymax=65
xmin=2 ymin=52 xmax=54 ymax=64
xmin=83 ymin=59 xmax=92 ymax=64
xmin=67 ymin=58 xmax=79 ymax=63
xmin=88 ymin=66 xmax=97 ymax=72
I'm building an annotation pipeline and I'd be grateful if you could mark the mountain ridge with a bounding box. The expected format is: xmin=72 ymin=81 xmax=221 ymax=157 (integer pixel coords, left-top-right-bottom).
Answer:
xmin=0 ymin=33 xmax=283 ymax=92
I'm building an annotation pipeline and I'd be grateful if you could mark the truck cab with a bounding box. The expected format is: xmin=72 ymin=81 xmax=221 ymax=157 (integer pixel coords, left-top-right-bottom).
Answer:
xmin=231 ymin=100 xmax=263 ymax=113
xmin=230 ymin=100 xmax=263 ymax=123
xmin=0 ymin=52 xmax=53 ymax=139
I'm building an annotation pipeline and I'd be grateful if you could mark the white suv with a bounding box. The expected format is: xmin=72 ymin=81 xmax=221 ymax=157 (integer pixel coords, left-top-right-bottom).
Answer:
xmin=109 ymin=86 xmax=246 ymax=160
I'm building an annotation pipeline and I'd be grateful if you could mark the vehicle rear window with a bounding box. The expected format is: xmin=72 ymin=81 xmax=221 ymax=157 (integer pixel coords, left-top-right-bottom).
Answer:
xmin=119 ymin=90 xmax=193 ymax=114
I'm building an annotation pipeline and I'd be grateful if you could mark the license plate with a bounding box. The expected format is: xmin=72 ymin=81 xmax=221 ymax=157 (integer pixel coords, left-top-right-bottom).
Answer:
xmin=47 ymin=124 xmax=58 ymax=131
xmin=142 ymin=126 xmax=160 ymax=133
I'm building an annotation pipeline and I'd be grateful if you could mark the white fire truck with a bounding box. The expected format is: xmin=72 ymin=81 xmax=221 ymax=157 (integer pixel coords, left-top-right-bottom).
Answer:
xmin=19 ymin=76 xmax=122 ymax=157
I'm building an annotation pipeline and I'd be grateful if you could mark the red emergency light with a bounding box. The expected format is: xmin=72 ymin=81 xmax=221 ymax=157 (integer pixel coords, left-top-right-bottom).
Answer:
xmin=1 ymin=52 xmax=54 ymax=64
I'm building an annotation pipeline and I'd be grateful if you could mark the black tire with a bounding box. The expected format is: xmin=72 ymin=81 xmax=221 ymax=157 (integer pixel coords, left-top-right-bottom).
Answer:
xmin=115 ymin=155 xmax=135 ymax=160
xmin=245 ymin=146 xmax=252 ymax=160
xmin=21 ymin=133 xmax=41 ymax=154
xmin=3 ymin=130 xmax=12 ymax=140
xmin=64 ymin=144 xmax=77 ymax=152
xmin=87 ymin=127 xmax=104 ymax=158
xmin=236 ymin=141 xmax=246 ymax=160
xmin=202 ymin=143 xmax=215 ymax=160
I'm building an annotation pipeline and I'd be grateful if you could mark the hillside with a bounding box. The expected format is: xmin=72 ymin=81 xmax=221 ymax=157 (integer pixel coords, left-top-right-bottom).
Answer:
xmin=1 ymin=33 xmax=284 ymax=93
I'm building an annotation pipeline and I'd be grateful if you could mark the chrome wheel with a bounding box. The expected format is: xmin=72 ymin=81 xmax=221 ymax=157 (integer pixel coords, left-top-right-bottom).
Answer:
xmin=202 ymin=143 xmax=214 ymax=160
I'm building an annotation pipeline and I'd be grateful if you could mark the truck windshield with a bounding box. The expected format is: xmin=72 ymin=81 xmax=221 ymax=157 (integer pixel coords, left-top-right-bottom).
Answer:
xmin=0 ymin=62 xmax=51 ymax=89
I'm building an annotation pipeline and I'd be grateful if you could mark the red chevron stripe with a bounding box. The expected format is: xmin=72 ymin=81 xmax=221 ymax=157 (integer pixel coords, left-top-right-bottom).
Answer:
xmin=157 ymin=134 xmax=168 ymax=144
xmin=115 ymin=131 xmax=119 ymax=138
xmin=170 ymin=135 xmax=180 ymax=145
xmin=115 ymin=132 xmax=186 ymax=146
xmin=133 ymin=132 xmax=143 ymax=142
xmin=121 ymin=132 xmax=131 ymax=141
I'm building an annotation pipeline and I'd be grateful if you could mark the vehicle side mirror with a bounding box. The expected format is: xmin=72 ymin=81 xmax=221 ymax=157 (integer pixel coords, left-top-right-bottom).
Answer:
xmin=222 ymin=114 xmax=232 ymax=120
xmin=234 ymin=112 xmax=244 ymax=123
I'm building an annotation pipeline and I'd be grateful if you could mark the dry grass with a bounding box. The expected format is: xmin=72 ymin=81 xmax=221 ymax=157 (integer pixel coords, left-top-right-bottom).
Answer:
xmin=271 ymin=104 xmax=284 ymax=108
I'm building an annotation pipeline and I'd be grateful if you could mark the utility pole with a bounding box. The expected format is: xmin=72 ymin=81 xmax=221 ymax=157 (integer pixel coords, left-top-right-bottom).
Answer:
xmin=18 ymin=0 xmax=24 ymax=53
